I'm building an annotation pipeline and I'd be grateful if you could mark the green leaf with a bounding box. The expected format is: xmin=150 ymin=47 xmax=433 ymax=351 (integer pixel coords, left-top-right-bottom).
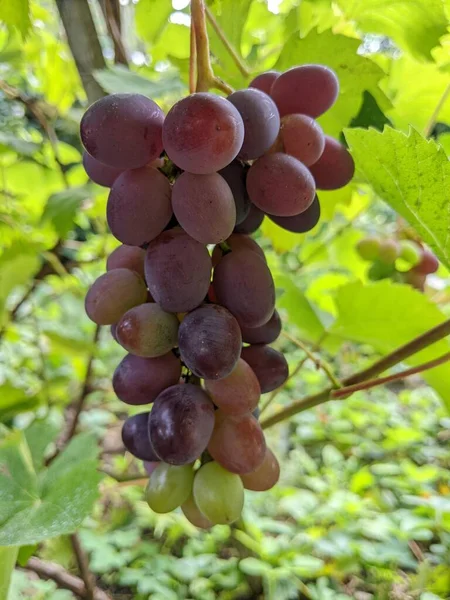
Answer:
xmin=16 ymin=544 xmax=37 ymax=567
xmin=0 ymin=546 xmax=18 ymax=600
xmin=345 ymin=127 xmax=450 ymax=270
xmin=40 ymin=186 xmax=92 ymax=237
xmin=0 ymin=384 xmax=40 ymax=422
xmin=276 ymin=29 xmax=389 ymax=137
xmin=0 ymin=0 xmax=30 ymax=37
xmin=239 ymin=557 xmax=271 ymax=576
xmin=0 ymin=132 xmax=40 ymax=156
xmin=336 ymin=0 xmax=449 ymax=60
xmin=331 ymin=281 xmax=450 ymax=409
xmin=24 ymin=419 xmax=59 ymax=472
xmin=94 ymin=66 xmax=185 ymax=98
xmin=0 ymin=431 xmax=102 ymax=546
xmin=135 ymin=0 xmax=172 ymax=45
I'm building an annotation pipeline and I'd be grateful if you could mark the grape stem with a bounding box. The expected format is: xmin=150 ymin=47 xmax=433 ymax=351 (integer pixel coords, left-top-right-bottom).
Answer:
xmin=189 ymin=18 xmax=197 ymax=94
xmin=261 ymin=318 xmax=450 ymax=429
xmin=423 ymin=81 xmax=450 ymax=137
xmin=191 ymin=0 xmax=233 ymax=94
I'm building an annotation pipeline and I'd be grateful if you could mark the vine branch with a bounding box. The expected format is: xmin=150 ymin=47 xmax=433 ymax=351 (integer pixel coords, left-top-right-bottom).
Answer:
xmin=261 ymin=318 xmax=450 ymax=429
xmin=424 ymin=81 xmax=450 ymax=138
xmin=70 ymin=533 xmax=96 ymax=600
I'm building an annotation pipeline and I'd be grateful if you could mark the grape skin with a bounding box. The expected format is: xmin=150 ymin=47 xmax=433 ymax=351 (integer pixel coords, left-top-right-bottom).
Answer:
xmin=204 ymin=358 xmax=261 ymax=416
xmin=268 ymin=195 xmax=321 ymax=233
xmin=171 ymin=172 xmax=236 ymax=244
xmin=181 ymin=494 xmax=213 ymax=529
xmin=414 ymin=249 xmax=439 ymax=275
xmin=85 ymin=268 xmax=147 ymax=326
xmin=234 ymin=203 xmax=264 ymax=234
xmin=270 ymin=65 xmax=339 ymax=118
xmin=122 ymin=412 xmax=158 ymax=461
xmin=149 ymin=383 xmax=215 ymax=465
xmin=208 ymin=411 xmax=266 ymax=474
xmin=241 ymin=344 xmax=289 ymax=393
xmin=241 ymin=448 xmax=280 ymax=491
xmin=106 ymin=245 xmax=146 ymax=278
xmin=163 ymin=93 xmax=244 ymax=174
xmin=227 ymin=88 xmax=280 ymax=160
xmin=80 ymin=93 xmax=164 ymax=169
xmin=113 ymin=352 xmax=181 ymax=405
xmin=240 ymin=310 xmax=282 ymax=345
xmin=82 ymin=152 xmax=123 ymax=187
xmin=212 ymin=233 xmax=265 ymax=268
xmin=107 ymin=167 xmax=172 ymax=246
xmin=308 ymin=136 xmax=355 ymax=190
xmin=246 ymin=153 xmax=316 ymax=217
xmin=193 ymin=461 xmax=244 ymax=525
xmin=278 ymin=114 xmax=325 ymax=167
xmin=218 ymin=161 xmax=251 ymax=225
xmin=144 ymin=228 xmax=212 ymax=313
xmin=213 ymin=249 xmax=275 ymax=328
xmin=356 ymin=237 xmax=381 ymax=261
xmin=146 ymin=463 xmax=194 ymax=513
xmin=178 ymin=304 xmax=242 ymax=380
xmin=249 ymin=71 xmax=280 ymax=95
xmin=116 ymin=303 xmax=179 ymax=358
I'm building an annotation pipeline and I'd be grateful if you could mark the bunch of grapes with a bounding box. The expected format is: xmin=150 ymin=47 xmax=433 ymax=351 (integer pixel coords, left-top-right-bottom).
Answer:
xmin=357 ymin=236 xmax=439 ymax=291
xmin=81 ymin=64 xmax=354 ymax=527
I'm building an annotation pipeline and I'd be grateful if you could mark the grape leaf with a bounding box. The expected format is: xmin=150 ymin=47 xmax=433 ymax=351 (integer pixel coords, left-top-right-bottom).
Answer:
xmin=275 ymin=29 xmax=390 ymax=137
xmin=336 ymin=0 xmax=449 ymax=60
xmin=331 ymin=281 xmax=450 ymax=409
xmin=0 ymin=546 xmax=18 ymax=600
xmin=40 ymin=186 xmax=92 ymax=237
xmin=345 ymin=126 xmax=450 ymax=270
xmin=135 ymin=0 xmax=172 ymax=45
xmin=94 ymin=66 xmax=185 ymax=98
xmin=0 ymin=431 xmax=102 ymax=546
xmin=24 ymin=419 xmax=59 ymax=472
xmin=0 ymin=0 xmax=30 ymax=37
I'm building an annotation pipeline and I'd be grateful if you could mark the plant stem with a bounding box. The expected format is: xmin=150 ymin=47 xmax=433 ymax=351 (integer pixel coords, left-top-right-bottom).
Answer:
xmin=189 ymin=19 xmax=197 ymax=94
xmin=424 ymin=81 xmax=450 ymax=137
xmin=70 ymin=533 xmax=96 ymax=600
xmin=331 ymin=351 xmax=450 ymax=399
xmin=191 ymin=0 xmax=233 ymax=94
xmin=204 ymin=5 xmax=250 ymax=78
xmin=259 ymin=355 xmax=308 ymax=415
xmin=261 ymin=318 xmax=450 ymax=429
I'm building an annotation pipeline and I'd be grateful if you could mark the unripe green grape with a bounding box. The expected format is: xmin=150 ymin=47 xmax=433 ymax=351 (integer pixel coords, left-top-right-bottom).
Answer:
xmin=398 ymin=240 xmax=421 ymax=268
xmin=193 ymin=462 xmax=244 ymax=525
xmin=181 ymin=494 xmax=213 ymax=529
xmin=367 ymin=260 xmax=395 ymax=282
xmin=356 ymin=236 xmax=381 ymax=261
xmin=145 ymin=463 xmax=194 ymax=513
xmin=378 ymin=239 xmax=400 ymax=265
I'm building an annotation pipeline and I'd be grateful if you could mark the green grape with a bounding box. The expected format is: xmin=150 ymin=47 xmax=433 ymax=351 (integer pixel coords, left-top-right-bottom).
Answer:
xmin=356 ymin=236 xmax=381 ymax=261
xmin=193 ymin=461 xmax=244 ymax=525
xmin=378 ymin=239 xmax=399 ymax=265
xmin=181 ymin=494 xmax=213 ymax=529
xmin=367 ymin=260 xmax=395 ymax=282
xmin=398 ymin=240 xmax=422 ymax=269
xmin=145 ymin=463 xmax=194 ymax=513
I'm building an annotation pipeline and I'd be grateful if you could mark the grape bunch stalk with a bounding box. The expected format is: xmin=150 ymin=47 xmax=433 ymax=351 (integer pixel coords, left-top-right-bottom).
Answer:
xmin=81 ymin=63 xmax=354 ymax=527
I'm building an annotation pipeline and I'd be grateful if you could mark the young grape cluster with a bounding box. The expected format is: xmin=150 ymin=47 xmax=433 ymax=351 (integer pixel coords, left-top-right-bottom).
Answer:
xmin=357 ymin=236 xmax=439 ymax=291
xmin=81 ymin=64 xmax=354 ymax=527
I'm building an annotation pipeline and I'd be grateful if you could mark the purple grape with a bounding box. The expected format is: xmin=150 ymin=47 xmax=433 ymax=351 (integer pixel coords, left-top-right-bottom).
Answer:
xmin=82 ymin=152 xmax=124 ymax=187
xmin=218 ymin=160 xmax=251 ymax=225
xmin=122 ymin=412 xmax=158 ymax=461
xmin=241 ymin=345 xmax=289 ymax=393
xmin=178 ymin=304 xmax=242 ymax=380
xmin=240 ymin=310 xmax=282 ymax=345
xmin=308 ymin=136 xmax=355 ymax=190
xmin=80 ymin=93 xmax=164 ymax=169
xmin=234 ymin=203 xmax=264 ymax=234
xmin=149 ymin=383 xmax=215 ymax=464
xmin=249 ymin=71 xmax=280 ymax=94
xmin=106 ymin=245 xmax=146 ymax=278
xmin=268 ymin=196 xmax=321 ymax=233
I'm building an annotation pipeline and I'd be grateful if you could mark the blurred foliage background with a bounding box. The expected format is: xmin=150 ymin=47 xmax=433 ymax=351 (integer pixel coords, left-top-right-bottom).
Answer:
xmin=0 ymin=1 xmax=450 ymax=599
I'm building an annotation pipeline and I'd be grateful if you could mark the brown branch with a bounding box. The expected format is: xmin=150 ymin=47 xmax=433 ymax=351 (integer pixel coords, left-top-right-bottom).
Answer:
xmin=261 ymin=318 xmax=450 ymax=429
xmin=99 ymin=0 xmax=128 ymax=66
xmin=331 ymin=351 xmax=450 ymax=399
xmin=24 ymin=557 xmax=111 ymax=600
xmin=70 ymin=533 xmax=96 ymax=600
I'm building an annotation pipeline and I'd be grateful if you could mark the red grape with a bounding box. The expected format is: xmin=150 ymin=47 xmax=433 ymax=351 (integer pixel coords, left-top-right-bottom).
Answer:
xmin=122 ymin=412 xmax=158 ymax=461
xmin=82 ymin=152 xmax=123 ymax=187
xmin=249 ymin=71 xmax=279 ymax=94
xmin=213 ymin=249 xmax=275 ymax=328
xmin=204 ymin=358 xmax=260 ymax=416
xmin=182 ymin=494 xmax=213 ymax=529
xmin=80 ymin=93 xmax=164 ymax=169
xmin=219 ymin=160 xmax=251 ymax=225
xmin=212 ymin=233 xmax=265 ymax=267
xmin=116 ymin=303 xmax=179 ymax=357
xmin=149 ymin=383 xmax=215 ymax=464
xmin=414 ymin=249 xmax=439 ymax=275
xmin=268 ymin=195 xmax=321 ymax=233
xmin=227 ymin=88 xmax=280 ymax=160
xmin=308 ymin=136 xmax=355 ymax=190
xmin=278 ymin=114 xmax=325 ymax=166
xmin=178 ymin=304 xmax=242 ymax=380
xmin=241 ymin=447 xmax=280 ymax=491
xmin=171 ymin=172 xmax=235 ymax=244
xmin=107 ymin=167 xmax=172 ymax=246
xmin=106 ymin=245 xmax=146 ymax=278
xmin=113 ymin=352 xmax=181 ymax=405
xmin=246 ymin=153 xmax=315 ymax=217
xmin=85 ymin=268 xmax=147 ymax=325
xmin=270 ymin=65 xmax=339 ymax=118
xmin=234 ymin=203 xmax=264 ymax=234
xmin=163 ymin=93 xmax=244 ymax=174
xmin=241 ymin=345 xmax=289 ymax=393
xmin=208 ymin=411 xmax=266 ymax=474
xmin=144 ymin=228 xmax=212 ymax=313
xmin=240 ymin=310 xmax=281 ymax=345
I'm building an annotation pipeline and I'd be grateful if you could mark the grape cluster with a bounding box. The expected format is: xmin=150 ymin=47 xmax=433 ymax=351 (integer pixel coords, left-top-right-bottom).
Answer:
xmin=81 ymin=64 xmax=354 ymax=527
xmin=357 ymin=236 xmax=439 ymax=291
